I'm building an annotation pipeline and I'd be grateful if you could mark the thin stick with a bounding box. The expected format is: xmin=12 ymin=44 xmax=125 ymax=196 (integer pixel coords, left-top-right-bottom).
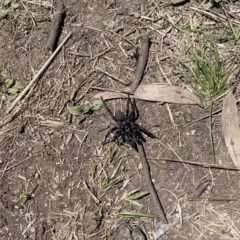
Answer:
xmin=166 ymin=103 xmax=176 ymax=128
xmin=76 ymin=132 xmax=88 ymax=163
xmin=58 ymin=69 xmax=96 ymax=115
xmin=209 ymin=102 xmax=216 ymax=163
xmin=83 ymin=181 xmax=100 ymax=204
xmin=0 ymin=106 xmax=22 ymax=128
xmin=137 ymin=143 xmax=168 ymax=223
xmin=194 ymin=182 xmax=210 ymax=196
xmin=149 ymin=157 xmax=240 ymax=171
xmin=221 ymin=5 xmax=235 ymax=39
xmin=0 ymin=153 xmax=41 ymax=175
xmin=97 ymin=68 xmax=128 ymax=85
xmin=184 ymin=107 xmax=222 ymax=127
xmin=7 ymin=32 xmax=72 ymax=114
xmin=90 ymin=86 xmax=133 ymax=95
xmin=190 ymin=7 xmax=240 ymax=25
xmin=187 ymin=196 xmax=238 ymax=201
xmin=188 ymin=87 xmax=239 ymax=126
xmin=184 ymin=98 xmax=240 ymax=127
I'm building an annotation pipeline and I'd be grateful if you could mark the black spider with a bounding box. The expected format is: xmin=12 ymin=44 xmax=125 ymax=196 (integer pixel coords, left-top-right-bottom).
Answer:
xmin=101 ymin=96 xmax=157 ymax=149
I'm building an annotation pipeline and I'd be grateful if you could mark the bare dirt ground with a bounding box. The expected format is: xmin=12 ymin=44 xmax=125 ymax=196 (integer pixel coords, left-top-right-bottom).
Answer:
xmin=1 ymin=0 xmax=240 ymax=239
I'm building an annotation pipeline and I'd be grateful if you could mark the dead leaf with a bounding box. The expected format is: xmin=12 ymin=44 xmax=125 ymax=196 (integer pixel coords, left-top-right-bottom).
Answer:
xmin=222 ymin=88 xmax=240 ymax=168
xmin=93 ymin=85 xmax=202 ymax=106
xmin=134 ymin=85 xmax=202 ymax=105
xmin=93 ymin=92 xmax=127 ymax=100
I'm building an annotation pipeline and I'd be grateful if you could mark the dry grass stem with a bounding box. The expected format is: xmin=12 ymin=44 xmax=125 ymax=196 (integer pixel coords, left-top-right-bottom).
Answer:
xmin=7 ymin=32 xmax=72 ymax=114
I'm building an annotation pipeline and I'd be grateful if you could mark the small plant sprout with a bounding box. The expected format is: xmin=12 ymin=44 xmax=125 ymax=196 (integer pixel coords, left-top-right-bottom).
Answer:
xmin=89 ymin=165 xmax=97 ymax=182
xmin=0 ymin=0 xmax=19 ymax=19
xmin=91 ymin=207 xmax=103 ymax=221
xmin=232 ymin=27 xmax=240 ymax=41
xmin=107 ymin=147 xmax=117 ymax=165
xmin=103 ymin=20 xmax=123 ymax=32
xmin=204 ymin=0 xmax=222 ymax=9
xmin=4 ymin=0 xmax=19 ymax=9
xmin=67 ymin=99 xmax=103 ymax=116
xmin=110 ymin=158 xmax=122 ymax=178
xmin=19 ymin=192 xmax=31 ymax=202
xmin=0 ymin=73 xmax=21 ymax=94
xmin=178 ymin=42 xmax=237 ymax=103
xmin=124 ymin=189 xmax=149 ymax=201
xmin=101 ymin=174 xmax=122 ymax=190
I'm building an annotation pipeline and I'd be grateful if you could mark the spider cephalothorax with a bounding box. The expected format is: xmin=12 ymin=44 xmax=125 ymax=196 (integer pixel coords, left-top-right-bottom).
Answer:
xmin=101 ymin=96 xmax=157 ymax=149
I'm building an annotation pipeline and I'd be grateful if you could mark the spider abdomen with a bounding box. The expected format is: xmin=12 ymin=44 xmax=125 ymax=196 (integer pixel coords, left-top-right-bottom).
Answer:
xmin=118 ymin=121 xmax=143 ymax=144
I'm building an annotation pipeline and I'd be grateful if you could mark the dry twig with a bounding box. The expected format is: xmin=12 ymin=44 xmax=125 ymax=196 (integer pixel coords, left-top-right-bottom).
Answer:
xmin=83 ymin=181 xmax=100 ymax=204
xmin=150 ymin=157 xmax=240 ymax=171
xmin=187 ymin=196 xmax=238 ymax=201
xmin=97 ymin=68 xmax=128 ymax=85
xmin=7 ymin=32 xmax=72 ymax=114
xmin=137 ymin=143 xmax=168 ymax=223
xmin=47 ymin=2 xmax=65 ymax=51
xmin=124 ymin=33 xmax=150 ymax=93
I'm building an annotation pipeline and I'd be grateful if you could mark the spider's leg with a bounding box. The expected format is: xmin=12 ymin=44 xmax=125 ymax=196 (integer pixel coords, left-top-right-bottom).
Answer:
xmin=103 ymin=126 xmax=118 ymax=144
xmin=132 ymin=142 xmax=137 ymax=150
xmin=123 ymin=133 xmax=137 ymax=149
xmin=128 ymin=137 xmax=137 ymax=150
xmin=101 ymin=97 xmax=118 ymax=123
xmin=129 ymin=98 xmax=139 ymax=121
xmin=114 ymin=129 xmax=125 ymax=145
xmin=125 ymin=95 xmax=137 ymax=121
xmin=126 ymin=95 xmax=130 ymax=117
xmin=136 ymin=124 xmax=158 ymax=139
xmin=113 ymin=128 xmax=121 ymax=141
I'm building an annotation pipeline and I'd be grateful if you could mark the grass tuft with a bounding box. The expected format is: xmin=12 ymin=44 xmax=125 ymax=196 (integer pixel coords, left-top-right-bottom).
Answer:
xmin=178 ymin=40 xmax=238 ymax=104
xmin=177 ymin=38 xmax=239 ymax=162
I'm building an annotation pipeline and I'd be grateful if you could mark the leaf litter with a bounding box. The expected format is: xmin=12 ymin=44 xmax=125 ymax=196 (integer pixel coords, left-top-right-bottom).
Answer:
xmin=93 ymin=84 xmax=202 ymax=106
xmin=222 ymin=87 xmax=240 ymax=168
